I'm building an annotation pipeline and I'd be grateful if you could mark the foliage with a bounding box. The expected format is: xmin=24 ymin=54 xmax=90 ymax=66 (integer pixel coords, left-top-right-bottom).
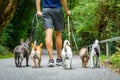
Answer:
xmin=68 ymin=0 xmax=100 ymax=48
xmin=0 ymin=0 xmax=18 ymax=30
xmin=4 ymin=0 xmax=37 ymax=49
xmin=0 ymin=45 xmax=9 ymax=54
xmin=0 ymin=0 xmax=120 ymax=55
xmin=110 ymin=52 xmax=120 ymax=68
xmin=100 ymin=54 xmax=106 ymax=61
xmin=97 ymin=0 xmax=120 ymax=54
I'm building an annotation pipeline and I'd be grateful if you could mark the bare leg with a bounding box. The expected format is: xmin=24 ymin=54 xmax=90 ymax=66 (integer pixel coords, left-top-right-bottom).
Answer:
xmin=46 ymin=28 xmax=53 ymax=59
xmin=55 ymin=31 xmax=62 ymax=59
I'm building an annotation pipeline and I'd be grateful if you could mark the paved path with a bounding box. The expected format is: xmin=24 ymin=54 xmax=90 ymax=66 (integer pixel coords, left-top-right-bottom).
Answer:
xmin=0 ymin=50 xmax=120 ymax=80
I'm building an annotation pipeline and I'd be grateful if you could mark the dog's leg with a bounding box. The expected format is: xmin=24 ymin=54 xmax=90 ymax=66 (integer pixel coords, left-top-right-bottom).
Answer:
xmin=82 ymin=61 xmax=85 ymax=68
xmin=96 ymin=56 xmax=100 ymax=68
xmin=15 ymin=55 xmax=18 ymax=67
xmin=32 ymin=57 xmax=35 ymax=68
xmin=19 ymin=57 xmax=23 ymax=67
xmin=26 ymin=57 xmax=29 ymax=66
xmin=37 ymin=58 xmax=41 ymax=68
xmin=70 ymin=58 xmax=72 ymax=69
xmin=91 ymin=55 xmax=94 ymax=69
xmin=18 ymin=56 xmax=20 ymax=67
xmin=62 ymin=55 xmax=65 ymax=68
xmin=63 ymin=59 xmax=66 ymax=69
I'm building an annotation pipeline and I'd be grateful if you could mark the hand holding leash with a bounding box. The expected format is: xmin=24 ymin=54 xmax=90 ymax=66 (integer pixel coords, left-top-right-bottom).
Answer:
xmin=66 ymin=10 xmax=71 ymax=16
xmin=36 ymin=11 xmax=42 ymax=17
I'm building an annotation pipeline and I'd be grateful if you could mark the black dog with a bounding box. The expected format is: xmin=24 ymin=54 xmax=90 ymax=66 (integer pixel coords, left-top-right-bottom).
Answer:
xmin=14 ymin=39 xmax=30 ymax=67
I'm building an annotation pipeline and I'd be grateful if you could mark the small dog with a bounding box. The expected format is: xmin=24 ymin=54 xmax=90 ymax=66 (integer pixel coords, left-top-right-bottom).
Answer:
xmin=79 ymin=47 xmax=89 ymax=68
xmin=14 ymin=39 xmax=30 ymax=67
xmin=31 ymin=41 xmax=43 ymax=68
xmin=61 ymin=39 xmax=72 ymax=69
xmin=90 ymin=39 xmax=100 ymax=69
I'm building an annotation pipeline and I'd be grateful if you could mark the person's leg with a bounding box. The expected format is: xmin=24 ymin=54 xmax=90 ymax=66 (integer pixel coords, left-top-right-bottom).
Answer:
xmin=46 ymin=28 xmax=53 ymax=60
xmin=55 ymin=31 xmax=62 ymax=59
xmin=55 ymin=31 xmax=63 ymax=66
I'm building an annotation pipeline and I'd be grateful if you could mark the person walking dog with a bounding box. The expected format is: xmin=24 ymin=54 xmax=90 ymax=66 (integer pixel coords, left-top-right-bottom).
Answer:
xmin=35 ymin=0 xmax=70 ymax=67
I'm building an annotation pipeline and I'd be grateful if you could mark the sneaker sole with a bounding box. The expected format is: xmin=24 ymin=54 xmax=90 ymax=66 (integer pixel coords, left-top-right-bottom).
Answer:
xmin=48 ymin=63 xmax=54 ymax=67
xmin=56 ymin=63 xmax=62 ymax=66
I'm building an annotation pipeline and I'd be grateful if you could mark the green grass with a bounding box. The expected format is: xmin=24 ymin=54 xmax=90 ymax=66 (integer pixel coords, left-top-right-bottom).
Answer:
xmin=0 ymin=53 xmax=14 ymax=59
xmin=100 ymin=54 xmax=106 ymax=61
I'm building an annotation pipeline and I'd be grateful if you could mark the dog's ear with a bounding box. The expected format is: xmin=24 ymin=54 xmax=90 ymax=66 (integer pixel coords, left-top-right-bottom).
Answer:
xmin=20 ymin=39 xmax=24 ymax=44
xmin=39 ymin=43 xmax=43 ymax=48
xmin=26 ymin=39 xmax=30 ymax=44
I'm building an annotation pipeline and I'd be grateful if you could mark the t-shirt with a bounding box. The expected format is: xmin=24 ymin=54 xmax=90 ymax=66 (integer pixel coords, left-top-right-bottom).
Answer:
xmin=42 ymin=0 xmax=61 ymax=8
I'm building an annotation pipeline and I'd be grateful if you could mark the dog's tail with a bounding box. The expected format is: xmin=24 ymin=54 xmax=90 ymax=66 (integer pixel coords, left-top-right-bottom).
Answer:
xmin=34 ymin=40 xmax=37 ymax=46
xmin=31 ymin=40 xmax=36 ymax=48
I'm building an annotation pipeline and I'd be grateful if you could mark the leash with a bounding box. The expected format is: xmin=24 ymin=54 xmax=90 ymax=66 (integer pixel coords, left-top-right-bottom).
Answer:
xmin=29 ymin=13 xmax=40 ymax=44
xmin=67 ymin=16 xmax=71 ymax=41
xmin=67 ymin=16 xmax=79 ymax=51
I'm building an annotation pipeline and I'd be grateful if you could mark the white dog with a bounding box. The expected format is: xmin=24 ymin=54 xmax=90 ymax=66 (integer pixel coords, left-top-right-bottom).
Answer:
xmin=90 ymin=39 xmax=100 ymax=69
xmin=61 ymin=39 xmax=72 ymax=69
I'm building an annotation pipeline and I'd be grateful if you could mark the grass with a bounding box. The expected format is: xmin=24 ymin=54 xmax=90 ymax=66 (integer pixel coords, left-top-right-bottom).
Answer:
xmin=100 ymin=54 xmax=106 ymax=61
xmin=0 ymin=52 xmax=14 ymax=59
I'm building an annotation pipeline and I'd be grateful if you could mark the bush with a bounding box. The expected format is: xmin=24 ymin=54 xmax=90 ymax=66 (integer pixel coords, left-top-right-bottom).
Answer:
xmin=0 ymin=45 xmax=9 ymax=54
xmin=110 ymin=52 xmax=120 ymax=68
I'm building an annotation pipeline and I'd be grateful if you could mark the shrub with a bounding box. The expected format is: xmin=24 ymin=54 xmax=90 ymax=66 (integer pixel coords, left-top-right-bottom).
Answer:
xmin=0 ymin=45 xmax=9 ymax=54
xmin=110 ymin=52 xmax=120 ymax=68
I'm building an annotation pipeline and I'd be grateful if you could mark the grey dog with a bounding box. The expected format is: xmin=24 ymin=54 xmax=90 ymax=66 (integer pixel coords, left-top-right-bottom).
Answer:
xmin=14 ymin=39 xmax=30 ymax=67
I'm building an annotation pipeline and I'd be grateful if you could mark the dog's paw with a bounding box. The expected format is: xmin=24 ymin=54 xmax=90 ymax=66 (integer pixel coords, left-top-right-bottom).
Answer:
xmin=32 ymin=65 xmax=36 ymax=68
xmin=37 ymin=65 xmax=41 ymax=68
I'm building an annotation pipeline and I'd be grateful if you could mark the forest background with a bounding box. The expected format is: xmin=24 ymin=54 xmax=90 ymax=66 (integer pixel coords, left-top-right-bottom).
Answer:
xmin=0 ymin=0 xmax=120 ymax=72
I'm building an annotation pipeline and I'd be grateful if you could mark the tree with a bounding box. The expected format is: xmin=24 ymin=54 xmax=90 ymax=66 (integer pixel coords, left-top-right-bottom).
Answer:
xmin=0 ymin=0 xmax=18 ymax=31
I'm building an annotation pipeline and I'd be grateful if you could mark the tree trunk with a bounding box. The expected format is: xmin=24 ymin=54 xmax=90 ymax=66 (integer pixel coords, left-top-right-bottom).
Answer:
xmin=0 ymin=0 xmax=18 ymax=31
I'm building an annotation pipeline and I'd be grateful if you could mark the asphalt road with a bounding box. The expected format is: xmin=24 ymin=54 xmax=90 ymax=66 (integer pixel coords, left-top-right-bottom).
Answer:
xmin=0 ymin=49 xmax=120 ymax=80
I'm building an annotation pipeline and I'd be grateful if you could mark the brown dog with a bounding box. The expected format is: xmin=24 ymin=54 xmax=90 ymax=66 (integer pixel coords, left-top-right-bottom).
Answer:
xmin=79 ymin=47 xmax=89 ymax=68
xmin=31 ymin=41 xmax=43 ymax=68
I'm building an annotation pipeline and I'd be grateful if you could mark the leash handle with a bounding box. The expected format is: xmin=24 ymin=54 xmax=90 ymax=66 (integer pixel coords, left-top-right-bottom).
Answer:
xmin=68 ymin=16 xmax=71 ymax=41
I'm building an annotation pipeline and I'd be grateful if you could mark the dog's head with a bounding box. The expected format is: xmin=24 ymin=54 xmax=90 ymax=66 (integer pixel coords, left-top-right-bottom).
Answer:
xmin=63 ymin=39 xmax=71 ymax=49
xmin=94 ymin=39 xmax=99 ymax=44
xmin=31 ymin=41 xmax=43 ymax=52
xmin=20 ymin=39 xmax=30 ymax=49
